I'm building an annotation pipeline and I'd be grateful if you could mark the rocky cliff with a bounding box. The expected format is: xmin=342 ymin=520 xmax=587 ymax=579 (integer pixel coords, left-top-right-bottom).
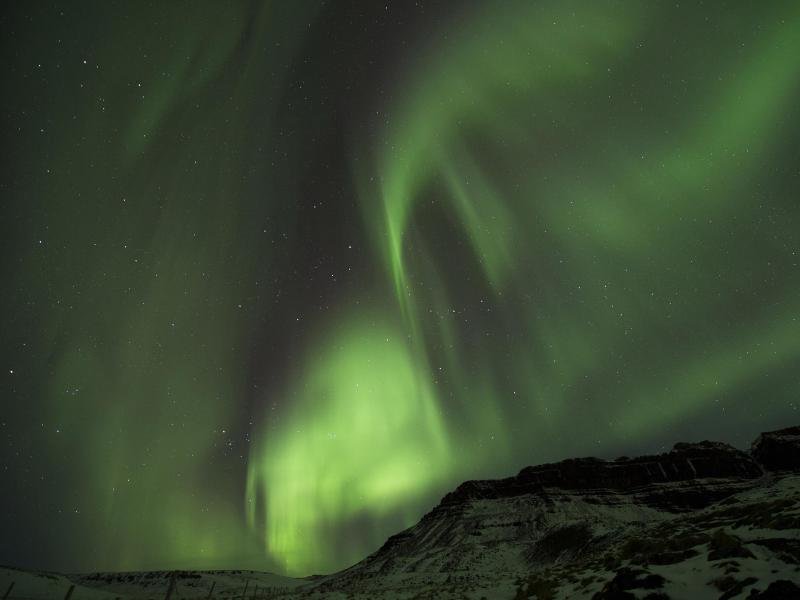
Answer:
xmin=438 ymin=438 xmax=764 ymax=510
xmin=309 ymin=426 xmax=800 ymax=599
xmin=752 ymin=426 xmax=800 ymax=472
xmin=4 ymin=427 xmax=799 ymax=599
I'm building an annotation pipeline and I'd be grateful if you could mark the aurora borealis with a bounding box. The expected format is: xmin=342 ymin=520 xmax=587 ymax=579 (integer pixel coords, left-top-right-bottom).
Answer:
xmin=2 ymin=0 xmax=799 ymax=578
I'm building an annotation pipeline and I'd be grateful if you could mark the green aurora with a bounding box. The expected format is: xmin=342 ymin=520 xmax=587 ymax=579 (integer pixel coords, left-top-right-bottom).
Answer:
xmin=2 ymin=0 xmax=799 ymax=576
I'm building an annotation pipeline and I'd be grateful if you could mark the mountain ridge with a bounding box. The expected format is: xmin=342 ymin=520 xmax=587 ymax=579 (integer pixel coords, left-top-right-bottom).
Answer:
xmin=2 ymin=426 xmax=799 ymax=599
xmin=313 ymin=425 xmax=800 ymax=599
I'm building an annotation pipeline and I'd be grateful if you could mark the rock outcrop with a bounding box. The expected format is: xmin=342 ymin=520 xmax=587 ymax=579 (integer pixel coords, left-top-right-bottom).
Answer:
xmin=312 ymin=426 xmax=800 ymax=599
xmin=752 ymin=425 xmax=800 ymax=472
xmin=439 ymin=439 xmax=764 ymax=510
xmin=5 ymin=426 xmax=799 ymax=599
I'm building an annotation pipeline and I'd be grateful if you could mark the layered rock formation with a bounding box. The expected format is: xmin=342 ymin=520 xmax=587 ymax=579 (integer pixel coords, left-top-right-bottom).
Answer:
xmin=311 ymin=426 xmax=800 ymax=599
xmin=4 ymin=427 xmax=799 ymax=599
xmin=439 ymin=438 xmax=764 ymax=510
xmin=752 ymin=426 xmax=800 ymax=472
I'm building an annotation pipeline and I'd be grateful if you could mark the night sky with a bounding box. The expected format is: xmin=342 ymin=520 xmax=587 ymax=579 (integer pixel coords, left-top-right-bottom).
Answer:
xmin=2 ymin=0 xmax=799 ymax=578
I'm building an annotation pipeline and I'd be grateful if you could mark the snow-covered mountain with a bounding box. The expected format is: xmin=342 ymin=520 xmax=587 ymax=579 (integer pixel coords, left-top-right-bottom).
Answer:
xmin=2 ymin=427 xmax=798 ymax=599
xmin=310 ymin=426 xmax=800 ymax=599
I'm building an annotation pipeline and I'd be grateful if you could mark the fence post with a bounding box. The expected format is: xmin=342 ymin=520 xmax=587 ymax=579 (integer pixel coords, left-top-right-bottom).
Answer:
xmin=63 ymin=584 xmax=75 ymax=600
xmin=240 ymin=579 xmax=249 ymax=600
xmin=2 ymin=582 xmax=14 ymax=600
xmin=206 ymin=580 xmax=216 ymax=599
xmin=164 ymin=572 xmax=177 ymax=600
xmin=251 ymin=584 xmax=258 ymax=599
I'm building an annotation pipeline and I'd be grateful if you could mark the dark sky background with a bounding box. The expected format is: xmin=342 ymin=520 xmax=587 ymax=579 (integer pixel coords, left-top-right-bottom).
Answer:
xmin=1 ymin=0 xmax=799 ymax=577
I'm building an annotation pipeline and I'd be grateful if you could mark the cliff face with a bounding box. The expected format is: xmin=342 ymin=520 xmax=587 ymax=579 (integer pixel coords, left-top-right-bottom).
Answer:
xmin=6 ymin=427 xmax=798 ymax=600
xmin=313 ymin=426 xmax=800 ymax=599
xmin=439 ymin=439 xmax=764 ymax=510
xmin=752 ymin=426 xmax=800 ymax=472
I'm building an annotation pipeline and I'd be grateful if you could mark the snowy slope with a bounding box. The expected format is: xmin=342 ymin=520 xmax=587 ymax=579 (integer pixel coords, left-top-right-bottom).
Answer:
xmin=3 ymin=426 xmax=799 ymax=599
xmin=301 ymin=427 xmax=800 ymax=599
xmin=0 ymin=568 xmax=306 ymax=599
